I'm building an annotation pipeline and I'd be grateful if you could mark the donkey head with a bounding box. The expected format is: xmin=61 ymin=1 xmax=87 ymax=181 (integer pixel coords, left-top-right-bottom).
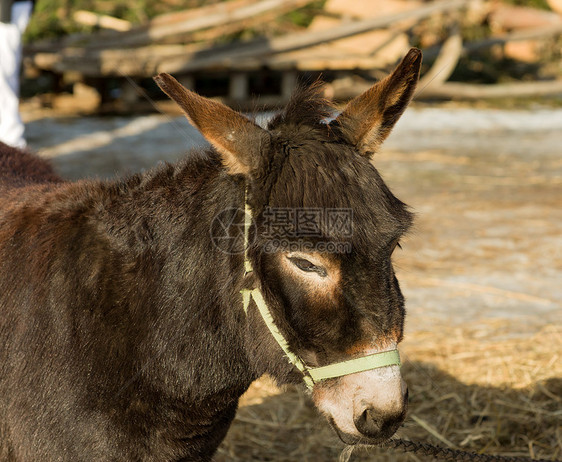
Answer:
xmin=154 ymin=48 xmax=421 ymax=444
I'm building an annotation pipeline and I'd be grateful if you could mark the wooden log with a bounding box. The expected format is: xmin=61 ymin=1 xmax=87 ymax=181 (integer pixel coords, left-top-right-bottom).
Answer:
xmin=25 ymin=0 xmax=309 ymax=53
xmin=29 ymin=0 xmax=469 ymax=77
xmin=328 ymin=76 xmax=562 ymax=101
xmin=416 ymin=24 xmax=462 ymax=94
xmin=547 ymin=0 xmax=562 ymax=15
xmin=35 ymin=0 xmax=255 ymax=51
xmin=149 ymin=0 xmax=256 ymax=27
xmin=26 ymin=42 xmax=204 ymax=74
xmin=417 ymin=80 xmax=562 ymax=100
xmin=489 ymin=4 xmax=561 ymax=32
xmin=464 ymin=24 xmax=562 ymax=54
xmin=28 ymin=0 xmax=472 ymax=78
xmin=418 ymin=23 xmax=562 ymax=62
xmin=306 ymin=0 xmax=422 ymax=68
xmin=250 ymin=49 xmax=392 ymax=71
xmin=73 ymin=11 xmax=132 ymax=31
xmin=156 ymin=0 xmax=471 ymax=75
xmin=82 ymin=0 xmax=313 ymax=50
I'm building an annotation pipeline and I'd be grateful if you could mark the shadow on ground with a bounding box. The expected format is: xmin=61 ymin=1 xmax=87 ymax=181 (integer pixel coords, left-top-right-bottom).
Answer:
xmin=217 ymin=363 xmax=561 ymax=462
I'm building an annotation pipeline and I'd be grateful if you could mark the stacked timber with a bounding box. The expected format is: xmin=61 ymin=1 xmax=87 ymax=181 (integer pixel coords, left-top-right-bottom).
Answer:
xmin=23 ymin=0 xmax=562 ymax=106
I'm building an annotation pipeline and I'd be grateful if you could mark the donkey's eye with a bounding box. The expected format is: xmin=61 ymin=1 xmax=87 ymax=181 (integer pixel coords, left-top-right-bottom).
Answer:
xmin=391 ymin=240 xmax=402 ymax=254
xmin=288 ymin=257 xmax=327 ymax=277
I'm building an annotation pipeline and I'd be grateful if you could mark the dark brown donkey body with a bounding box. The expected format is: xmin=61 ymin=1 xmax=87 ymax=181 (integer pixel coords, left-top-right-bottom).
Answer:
xmin=0 ymin=49 xmax=421 ymax=461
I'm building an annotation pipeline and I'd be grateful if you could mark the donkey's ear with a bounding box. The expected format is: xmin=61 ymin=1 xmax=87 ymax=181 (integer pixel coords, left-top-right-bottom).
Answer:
xmin=154 ymin=73 xmax=269 ymax=175
xmin=333 ymin=48 xmax=422 ymax=157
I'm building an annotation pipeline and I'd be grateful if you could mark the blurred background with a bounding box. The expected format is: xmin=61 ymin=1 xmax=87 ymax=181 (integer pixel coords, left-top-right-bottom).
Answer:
xmin=12 ymin=0 xmax=562 ymax=460
xmin=20 ymin=0 xmax=562 ymax=111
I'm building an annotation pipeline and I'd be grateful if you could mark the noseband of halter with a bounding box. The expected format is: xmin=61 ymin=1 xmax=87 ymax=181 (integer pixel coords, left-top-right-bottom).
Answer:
xmin=239 ymin=191 xmax=401 ymax=391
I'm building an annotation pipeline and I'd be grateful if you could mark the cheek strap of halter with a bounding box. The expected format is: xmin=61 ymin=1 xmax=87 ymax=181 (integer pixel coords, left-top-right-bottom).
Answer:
xmin=241 ymin=190 xmax=401 ymax=391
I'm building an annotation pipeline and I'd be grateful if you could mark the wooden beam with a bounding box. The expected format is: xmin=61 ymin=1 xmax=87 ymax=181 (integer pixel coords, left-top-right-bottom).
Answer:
xmin=417 ymin=80 xmax=562 ymax=100
xmin=420 ymin=23 xmax=562 ymax=61
xmin=329 ymin=76 xmax=562 ymax=101
xmin=416 ymin=24 xmax=463 ymax=94
xmin=26 ymin=0 xmax=312 ymax=52
xmin=27 ymin=0 xmax=471 ymax=78
xmin=83 ymin=0 xmax=312 ymax=50
xmin=163 ymin=0 xmax=470 ymax=74
xmin=73 ymin=11 xmax=132 ymax=32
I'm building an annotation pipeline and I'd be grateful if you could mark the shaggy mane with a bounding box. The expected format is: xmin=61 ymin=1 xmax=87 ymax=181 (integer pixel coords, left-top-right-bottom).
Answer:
xmin=267 ymin=81 xmax=334 ymax=130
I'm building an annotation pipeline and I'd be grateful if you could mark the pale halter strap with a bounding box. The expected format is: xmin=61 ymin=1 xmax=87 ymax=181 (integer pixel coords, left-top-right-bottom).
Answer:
xmin=239 ymin=189 xmax=401 ymax=390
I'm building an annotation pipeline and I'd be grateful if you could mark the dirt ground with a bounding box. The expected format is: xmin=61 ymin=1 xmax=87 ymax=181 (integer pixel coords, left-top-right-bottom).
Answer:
xmin=20 ymin=98 xmax=562 ymax=461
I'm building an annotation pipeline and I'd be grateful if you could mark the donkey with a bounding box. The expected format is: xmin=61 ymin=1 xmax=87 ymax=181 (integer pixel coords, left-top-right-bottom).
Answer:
xmin=0 ymin=48 xmax=421 ymax=461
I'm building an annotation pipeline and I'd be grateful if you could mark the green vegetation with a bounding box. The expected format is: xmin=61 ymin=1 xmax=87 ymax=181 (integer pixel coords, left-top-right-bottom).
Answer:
xmin=503 ymin=0 xmax=551 ymax=9
xmin=24 ymin=0 xmax=208 ymax=42
xmin=282 ymin=0 xmax=325 ymax=28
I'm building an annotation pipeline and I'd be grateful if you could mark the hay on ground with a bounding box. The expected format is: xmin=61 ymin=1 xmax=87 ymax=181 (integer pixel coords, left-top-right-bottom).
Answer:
xmin=216 ymin=321 xmax=561 ymax=461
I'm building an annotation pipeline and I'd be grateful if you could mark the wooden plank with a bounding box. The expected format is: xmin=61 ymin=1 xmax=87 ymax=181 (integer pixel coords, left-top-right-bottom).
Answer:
xmin=489 ymin=4 xmax=561 ymax=31
xmin=27 ymin=42 xmax=203 ymax=75
xmin=26 ymin=0 xmax=310 ymax=52
xmin=257 ymin=50 xmax=387 ymax=71
xmin=417 ymin=24 xmax=462 ymax=93
xmin=305 ymin=0 xmax=421 ymax=68
xmin=73 ymin=11 xmax=132 ymax=31
xmin=162 ymin=0 xmax=470 ymax=74
xmin=28 ymin=0 xmax=470 ymax=77
xmin=83 ymin=0 xmax=313 ymax=50
xmin=36 ymin=0 xmax=256 ymax=51
xmin=149 ymin=0 xmax=256 ymax=27
xmin=417 ymin=80 xmax=562 ymax=100
xmin=464 ymin=24 xmax=562 ymax=54
xmin=419 ymin=23 xmax=562 ymax=62
xmin=547 ymin=0 xmax=562 ymax=15
xmin=329 ymin=77 xmax=562 ymax=101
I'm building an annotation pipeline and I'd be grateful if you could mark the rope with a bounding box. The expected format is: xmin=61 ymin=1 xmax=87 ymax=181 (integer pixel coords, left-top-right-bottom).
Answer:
xmin=382 ymin=438 xmax=561 ymax=462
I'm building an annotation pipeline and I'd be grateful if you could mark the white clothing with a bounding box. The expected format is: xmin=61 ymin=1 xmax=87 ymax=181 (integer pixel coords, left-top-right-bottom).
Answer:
xmin=0 ymin=1 xmax=33 ymax=148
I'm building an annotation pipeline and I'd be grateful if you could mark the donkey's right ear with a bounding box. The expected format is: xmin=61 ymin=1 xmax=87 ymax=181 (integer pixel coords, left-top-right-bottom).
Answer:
xmin=154 ymin=73 xmax=269 ymax=175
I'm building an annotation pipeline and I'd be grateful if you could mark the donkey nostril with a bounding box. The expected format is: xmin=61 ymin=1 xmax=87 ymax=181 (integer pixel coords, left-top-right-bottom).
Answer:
xmin=355 ymin=407 xmax=406 ymax=439
xmin=355 ymin=407 xmax=382 ymax=436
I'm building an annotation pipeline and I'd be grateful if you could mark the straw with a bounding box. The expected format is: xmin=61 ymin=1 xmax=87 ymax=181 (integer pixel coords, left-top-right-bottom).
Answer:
xmin=216 ymin=321 xmax=561 ymax=461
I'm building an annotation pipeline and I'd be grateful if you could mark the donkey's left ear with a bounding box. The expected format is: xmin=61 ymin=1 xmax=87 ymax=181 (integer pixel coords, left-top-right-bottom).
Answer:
xmin=332 ymin=48 xmax=422 ymax=158
xmin=154 ymin=73 xmax=270 ymax=175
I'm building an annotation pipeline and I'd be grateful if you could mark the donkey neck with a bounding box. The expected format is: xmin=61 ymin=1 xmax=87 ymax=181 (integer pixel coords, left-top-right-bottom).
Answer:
xmin=94 ymin=155 xmax=258 ymax=396
xmin=4 ymin=152 xmax=258 ymax=400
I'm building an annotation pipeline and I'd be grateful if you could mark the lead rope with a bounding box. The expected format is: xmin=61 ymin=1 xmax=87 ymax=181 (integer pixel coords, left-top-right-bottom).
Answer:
xmin=379 ymin=439 xmax=561 ymax=462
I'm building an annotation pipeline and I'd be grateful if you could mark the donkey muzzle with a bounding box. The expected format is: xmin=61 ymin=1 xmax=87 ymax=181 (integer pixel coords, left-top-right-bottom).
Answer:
xmin=314 ymin=365 xmax=408 ymax=444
